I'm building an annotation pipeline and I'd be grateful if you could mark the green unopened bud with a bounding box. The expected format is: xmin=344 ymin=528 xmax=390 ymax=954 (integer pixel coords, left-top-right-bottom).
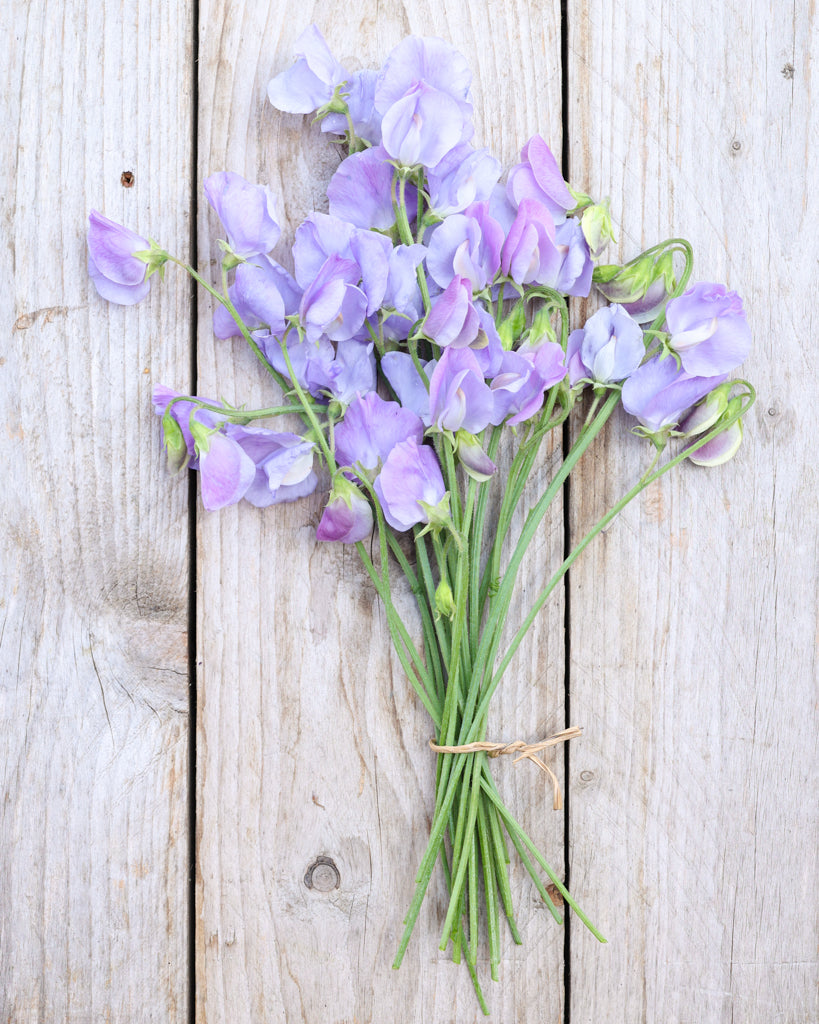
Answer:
xmin=188 ymin=415 xmax=219 ymax=457
xmin=593 ymin=260 xmax=655 ymax=304
xmin=434 ymin=579 xmax=456 ymax=621
xmin=581 ymin=199 xmax=616 ymax=257
xmin=527 ymin=305 xmax=557 ymax=346
xmin=161 ymin=409 xmax=189 ymax=474
xmin=498 ymin=301 xmax=527 ymax=350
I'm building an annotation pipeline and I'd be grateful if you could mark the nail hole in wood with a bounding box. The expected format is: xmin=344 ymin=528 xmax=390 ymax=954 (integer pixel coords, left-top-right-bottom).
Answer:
xmin=121 ymin=170 xmax=135 ymax=187
xmin=304 ymin=856 xmax=340 ymax=892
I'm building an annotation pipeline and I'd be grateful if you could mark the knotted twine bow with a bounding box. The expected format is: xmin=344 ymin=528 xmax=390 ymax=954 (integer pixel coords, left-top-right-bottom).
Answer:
xmin=429 ymin=726 xmax=582 ymax=810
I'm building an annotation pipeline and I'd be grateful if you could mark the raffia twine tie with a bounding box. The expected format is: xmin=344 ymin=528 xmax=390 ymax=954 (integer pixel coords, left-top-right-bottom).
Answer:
xmin=429 ymin=726 xmax=582 ymax=811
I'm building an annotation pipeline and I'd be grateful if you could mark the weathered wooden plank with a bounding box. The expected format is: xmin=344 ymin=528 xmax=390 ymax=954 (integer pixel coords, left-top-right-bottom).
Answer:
xmin=567 ymin=0 xmax=819 ymax=1020
xmin=0 ymin=2 xmax=193 ymax=1020
xmin=195 ymin=3 xmax=569 ymax=1021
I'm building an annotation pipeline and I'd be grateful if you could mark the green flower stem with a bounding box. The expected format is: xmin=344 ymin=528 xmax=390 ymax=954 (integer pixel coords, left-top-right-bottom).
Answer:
xmin=278 ymin=335 xmax=337 ymax=473
xmin=487 ymin=799 xmax=521 ymax=944
xmin=166 ymin=397 xmax=325 ymax=421
xmin=481 ymin=772 xmax=605 ymax=941
xmin=461 ymin=391 xmax=621 ymax=747
xmin=439 ymin=750 xmax=486 ymax=948
xmin=355 ymin=537 xmax=441 ymax=727
xmin=477 ymin=797 xmax=501 ymax=979
xmin=490 ymin=382 xmax=755 ymax=692
xmin=396 ymin=173 xmax=431 ymax=313
xmin=415 ymin=535 xmax=452 ymax=670
xmin=467 ymin=831 xmax=480 ymax=965
xmin=392 ymin=753 xmax=469 ymax=968
xmin=386 ymin=531 xmax=445 ymax=701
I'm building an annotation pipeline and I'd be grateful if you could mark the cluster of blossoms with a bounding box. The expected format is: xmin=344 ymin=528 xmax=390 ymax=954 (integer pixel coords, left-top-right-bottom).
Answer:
xmin=87 ymin=27 xmax=754 ymax=1011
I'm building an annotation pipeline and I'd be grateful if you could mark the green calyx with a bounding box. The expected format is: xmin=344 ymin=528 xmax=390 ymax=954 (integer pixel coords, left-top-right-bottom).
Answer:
xmin=133 ymin=239 xmax=170 ymax=281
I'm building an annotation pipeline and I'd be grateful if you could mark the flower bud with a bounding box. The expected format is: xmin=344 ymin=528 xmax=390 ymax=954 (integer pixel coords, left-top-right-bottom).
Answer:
xmin=687 ymin=417 xmax=743 ymax=466
xmin=594 ymin=250 xmax=675 ymax=323
xmin=434 ymin=580 xmax=456 ymax=620
xmin=498 ymin=301 xmax=526 ymax=350
xmin=580 ymin=199 xmax=615 ymax=258
xmin=677 ymin=382 xmax=732 ymax=437
xmin=161 ymin=408 xmax=189 ymax=474
xmin=455 ymin=430 xmax=496 ymax=482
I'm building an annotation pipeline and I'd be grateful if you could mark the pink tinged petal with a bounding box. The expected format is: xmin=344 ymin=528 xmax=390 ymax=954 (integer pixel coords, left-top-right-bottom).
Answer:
xmin=455 ymin=432 xmax=496 ymax=481
xmin=198 ymin=433 xmax=256 ymax=511
xmin=317 ymin=492 xmax=373 ymax=543
xmin=687 ymin=420 xmax=743 ymax=467
xmin=424 ymin=276 xmax=480 ymax=348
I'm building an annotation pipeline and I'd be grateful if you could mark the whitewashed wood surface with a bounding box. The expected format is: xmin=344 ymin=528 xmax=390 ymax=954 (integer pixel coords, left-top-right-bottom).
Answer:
xmin=1 ymin=0 xmax=816 ymax=1022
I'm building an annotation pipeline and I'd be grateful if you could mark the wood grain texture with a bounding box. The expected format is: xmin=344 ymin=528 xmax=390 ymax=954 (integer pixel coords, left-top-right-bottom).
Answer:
xmin=0 ymin=2 xmax=193 ymax=1020
xmin=194 ymin=3 xmax=568 ymax=1021
xmin=567 ymin=0 xmax=819 ymax=1021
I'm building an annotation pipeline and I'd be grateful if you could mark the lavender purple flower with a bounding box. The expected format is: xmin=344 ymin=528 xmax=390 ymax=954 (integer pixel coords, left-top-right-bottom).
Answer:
xmin=87 ymin=211 xmax=155 ymax=305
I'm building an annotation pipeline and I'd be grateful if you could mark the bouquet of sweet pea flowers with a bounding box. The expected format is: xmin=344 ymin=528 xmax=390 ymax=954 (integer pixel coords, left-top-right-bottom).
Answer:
xmin=87 ymin=27 xmax=755 ymax=1012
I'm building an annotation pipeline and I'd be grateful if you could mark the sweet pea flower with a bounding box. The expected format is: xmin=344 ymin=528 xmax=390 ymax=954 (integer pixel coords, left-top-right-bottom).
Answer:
xmin=334 ymin=391 xmax=425 ymax=475
xmin=225 ymin=425 xmax=317 ymax=507
xmin=429 ymin=347 xmax=494 ymax=434
xmin=374 ymin=438 xmax=448 ymax=532
xmin=381 ymin=244 xmax=427 ymax=340
xmin=265 ymin=334 xmax=376 ymax=405
xmin=426 ymin=144 xmax=502 ymax=217
xmin=203 ymin=172 xmax=281 ymax=258
xmin=299 ymin=254 xmax=368 ymax=342
xmin=665 ymin=283 xmax=752 ymax=376
xmin=88 ymin=211 xmax=154 ymax=305
xmin=195 ymin=432 xmax=257 ymax=511
xmin=506 ymin=135 xmax=574 ymax=223
xmin=566 ymin=305 xmax=645 ymax=385
xmin=489 ymin=342 xmax=566 ymax=425
xmin=500 ymin=199 xmax=562 ymax=286
xmin=374 ymin=35 xmax=473 ymax=132
xmin=267 ymin=25 xmax=349 ymax=114
xmin=553 ymin=218 xmax=593 ymax=297
xmin=212 ymin=256 xmax=300 ymax=339
xmin=621 ymin=354 xmax=727 ymax=434
xmin=317 ymin=477 xmax=374 ymax=543
xmin=686 ymin=419 xmax=743 ymax=467
xmin=426 ymin=203 xmax=504 ymax=291
xmin=293 ymin=212 xmax=392 ymax=315
xmin=381 ymin=81 xmax=464 ymax=169
xmin=327 ymin=147 xmax=399 ymax=230
xmin=423 ymin=276 xmax=482 ymax=348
